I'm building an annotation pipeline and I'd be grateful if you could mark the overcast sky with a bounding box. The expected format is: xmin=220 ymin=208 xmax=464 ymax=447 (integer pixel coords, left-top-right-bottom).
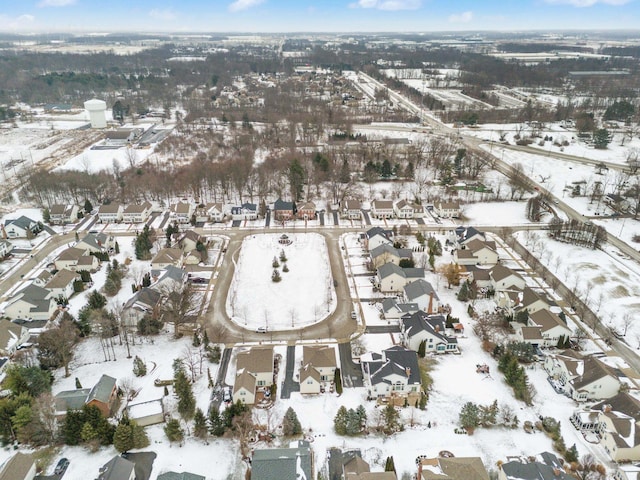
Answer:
xmin=1 ymin=0 xmax=638 ymax=33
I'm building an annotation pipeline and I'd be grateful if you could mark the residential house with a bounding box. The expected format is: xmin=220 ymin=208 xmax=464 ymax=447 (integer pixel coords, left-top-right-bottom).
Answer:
xmin=48 ymin=204 xmax=79 ymax=225
xmin=453 ymin=239 xmax=498 ymax=266
xmin=370 ymin=244 xmax=412 ymax=269
xmin=0 ymin=319 xmax=30 ymax=356
xmin=394 ymin=199 xmax=424 ymax=219
xmin=233 ymin=347 xmax=274 ymax=405
xmin=0 ymin=240 xmax=12 ymax=258
xmin=344 ymin=455 xmax=397 ymax=479
xmin=363 ymin=227 xmax=393 ymax=251
xmin=231 ymin=203 xmax=258 ymax=221
xmin=170 ymin=202 xmax=194 ymax=224
xmin=418 ymin=457 xmax=489 ymax=480
xmin=54 ymin=247 xmax=99 ymax=272
xmin=151 ymin=248 xmax=184 ymax=271
xmin=96 ymin=456 xmax=136 ymax=480
xmin=297 ymin=201 xmax=316 ymax=220
xmin=3 ymin=284 xmax=57 ymax=321
xmin=55 ymin=374 xmax=118 ymax=417
xmin=371 ymin=199 xmax=394 ymax=219
xmin=377 ymin=263 xmax=424 ymax=293
xmin=0 ymin=452 xmax=36 ymax=480
xmin=527 ymin=309 xmax=572 ymax=347
xmin=512 ymin=287 xmax=550 ymax=317
xmin=300 ymin=345 xmax=337 ymax=394
xmin=32 ymin=270 xmax=53 ymax=288
xmin=175 ymin=230 xmax=203 ymax=253
xmin=401 ymin=312 xmax=458 ymax=354
xmin=361 ymin=346 xmax=422 ymax=402
xmin=435 ymin=201 xmax=461 ymax=219
xmin=404 ymin=279 xmax=440 ymax=313
xmin=157 ymin=472 xmax=205 ymax=480
xmin=459 ymin=227 xmax=487 ymax=246
xmin=44 ymin=269 xmax=80 ymax=300
xmin=76 ymin=233 xmax=115 ymax=254
xmin=498 ymin=452 xmax=572 ymax=480
xmin=127 ymin=398 xmax=164 ymax=427
xmin=605 ymin=193 xmax=631 ymax=213
xmin=490 ymin=265 xmax=526 ymax=293
xmin=544 ymin=350 xmax=621 ymax=402
xmin=381 ymin=298 xmax=419 ymax=321
xmin=122 ymin=201 xmax=153 ymax=223
xmin=196 ymin=202 xmax=224 ymax=223
xmin=122 ymin=288 xmax=162 ymax=327
xmin=342 ymin=199 xmax=362 ymax=220
xmin=251 ymin=440 xmax=313 ymax=480
xmin=97 ymin=204 xmax=124 ymax=223
xmin=273 ymin=198 xmax=295 ymax=222
xmin=151 ymin=265 xmax=187 ymax=293
xmin=3 ymin=216 xmax=40 ymax=238
xmin=614 ymin=464 xmax=640 ymax=480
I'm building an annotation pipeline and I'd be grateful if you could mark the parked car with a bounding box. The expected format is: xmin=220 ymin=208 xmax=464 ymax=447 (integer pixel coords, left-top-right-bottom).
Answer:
xmin=256 ymin=326 xmax=268 ymax=334
xmin=351 ymin=311 xmax=357 ymax=319
xmin=223 ymin=387 xmax=232 ymax=403
xmin=55 ymin=458 xmax=70 ymax=476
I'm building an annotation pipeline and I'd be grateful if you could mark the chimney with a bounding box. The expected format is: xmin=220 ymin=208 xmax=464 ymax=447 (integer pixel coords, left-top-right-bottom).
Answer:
xmin=405 ymin=367 xmax=411 ymax=377
xmin=553 ymin=468 xmax=561 ymax=477
xmin=603 ymin=404 xmax=612 ymax=413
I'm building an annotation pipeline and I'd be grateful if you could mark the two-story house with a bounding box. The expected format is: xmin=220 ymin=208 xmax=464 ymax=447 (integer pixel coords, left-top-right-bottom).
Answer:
xmin=363 ymin=227 xmax=393 ymax=251
xmin=0 ymin=319 xmax=30 ymax=356
xmin=273 ymin=198 xmax=295 ymax=222
xmin=300 ymin=345 xmax=338 ymax=394
xmin=3 ymin=216 xmax=40 ymax=239
xmin=233 ymin=347 xmax=274 ymax=405
xmin=97 ymin=204 xmax=124 ymax=223
xmin=170 ymin=202 xmax=194 ymax=224
xmin=44 ymin=269 xmax=80 ymax=300
xmin=297 ymin=201 xmax=316 ymax=220
xmin=377 ymin=263 xmax=424 ymax=293
xmin=371 ymin=199 xmax=394 ymax=219
xmin=342 ymin=199 xmax=362 ymax=220
xmin=3 ymin=284 xmax=57 ymax=321
xmin=453 ymin=239 xmax=498 ymax=266
xmin=48 ymin=204 xmax=79 ymax=225
xmin=400 ymin=311 xmax=458 ymax=354
xmin=370 ymin=244 xmax=412 ymax=269
xmin=231 ymin=203 xmax=258 ymax=221
xmin=122 ymin=202 xmax=153 ymax=223
xmin=394 ymin=199 xmax=424 ymax=219
xmin=435 ymin=201 xmax=461 ymax=219
xmin=151 ymin=248 xmax=184 ymax=271
xmin=361 ymin=346 xmax=422 ymax=403
xmin=403 ymin=279 xmax=440 ymax=313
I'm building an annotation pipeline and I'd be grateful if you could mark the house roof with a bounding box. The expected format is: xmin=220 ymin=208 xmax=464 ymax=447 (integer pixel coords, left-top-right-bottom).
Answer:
xmin=0 ymin=452 xmax=35 ymax=480
xmin=251 ymin=442 xmax=312 ymax=480
xmin=471 ymin=268 xmax=491 ymax=282
xmin=157 ymin=472 xmax=206 ymax=480
xmin=572 ymin=356 xmax=619 ymax=391
xmin=401 ymin=312 xmax=450 ymax=344
xmin=303 ymin=345 xmax=337 ymax=369
xmin=466 ymin=239 xmax=496 ymax=255
xmin=381 ymin=298 xmax=419 ymax=314
xmin=56 ymin=247 xmax=87 ymax=262
xmin=0 ymin=319 xmax=25 ymax=352
xmin=300 ymin=364 xmax=321 ymax=383
xmin=98 ymin=204 xmax=122 ymax=214
xmin=529 ymin=309 xmax=569 ymax=334
xmin=124 ymin=287 xmax=162 ymax=311
xmin=236 ymin=347 xmax=274 ymax=375
xmin=151 ymin=265 xmax=187 ymax=290
xmin=179 ymin=230 xmax=201 ymax=243
xmin=520 ymin=326 xmax=543 ymax=341
xmin=77 ymin=233 xmax=110 ymax=251
xmin=593 ymin=393 xmax=640 ymax=419
xmin=372 ymin=199 xmax=394 ymax=210
xmin=370 ymin=244 xmax=412 ymax=261
xmin=4 ymin=216 xmax=37 ymax=230
xmin=420 ymin=457 xmax=489 ymax=480
xmin=123 ymin=202 xmax=152 ymax=214
xmin=234 ymin=369 xmax=257 ymax=394
xmin=489 ymin=264 xmax=523 ymax=284
xmin=366 ymin=227 xmax=392 ymax=240
xmin=378 ymin=346 xmax=421 ymax=384
xmin=77 ymin=255 xmax=97 ymax=267
xmin=97 ymin=456 xmax=136 ymax=480
xmin=6 ymin=284 xmax=52 ymax=314
xmin=404 ymin=279 xmax=439 ymax=302
xmin=344 ymin=199 xmax=361 ymax=210
xmin=54 ymin=388 xmax=92 ymax=412
xmin=86 ymin=374 xmax=117 ymax=405
xmin=521 ymin=287 xmax=549 ymax=310
xmin=152 ymin=248 xmax=183 ymax=265
xmin=460 ymin=227 xmax=485 ymax=244
xmin=344 ymin=455 xmax=370 ymax=474
xmin=171 ymin=202 xmax=192 ymax=214
xmin=378 ymin=262 xmax=404 ymax=279
xmin=273 ymin=198 xmax=294 ymax=211
xmin=299 ymin=201 xmax=316 ymax=211
xmin=500 ymin=453 xmax=572 ymax=480
xmin=49 ymin=204 xmax=75 ymax=216
xmin=44 ymin=268 xmax=79 ymax=290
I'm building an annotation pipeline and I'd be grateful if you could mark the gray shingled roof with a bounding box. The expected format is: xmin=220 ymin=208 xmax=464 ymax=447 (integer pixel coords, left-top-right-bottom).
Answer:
xmin=404 ymin=279 xmax=439 ymax=302
xmin=87 ymin=374 xmax=116 ymax=404
xmin=97 ymin=456 xmax=135 ymax=480
xmin=251 ymin=442 xmax=312 ymax=480
xmin=157 ymin=472 xmax=205 ymax=480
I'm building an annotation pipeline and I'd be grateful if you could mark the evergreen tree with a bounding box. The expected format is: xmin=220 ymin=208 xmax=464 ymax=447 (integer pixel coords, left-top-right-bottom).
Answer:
xmin=288 ymin=159 xmax=306 ymax=201
xmin=565 ymin=444 xmax=579 ymax=463
xmin=272 ymin=256 xmax=280 ymax=268
xmin=42 ymin=208 xmax=50 ymax=224
xmin=208 ymin=406 xmax=226 ymax=437
xmin=164 ymin=418 xmax=184 ymax=443
xmin=334 ymin=368 xmax=343 ymax=395
xmin=384 ymin=456 xmax=396 ymax=473
xmin=355 ymin=405 xmax=367 ymax=429
xmin=75 ymin=377 xmax=82 ymax=389
xmin=592 ymin=128 xmax=611 ymax=149
xmin=193 ymin=408 xmax=208 ymax=439
xmin=192 ymin=331 xmax=201 ymax=347
xmin=457 ymin=282 xmax=470 ymax=302
xmin=113 ymin=420 xmax=134 ymax=453
xmin=459 ymin=402 xmax=480 ymax=430
xmin=202 ymin=330 xmax=210 ymax=348
xmin=334 ymin=406 xmax=348 ymax=435
xmin=419 ymin=393 xmax=427 ymax=410
xmin=131 ymin=421 xmax=149 ymax=449
xmin=271 ymin=269 xmax=282 ymax=283
xmin=81 ymin=422 xmax=97 ymax=443
xmin=382 ymin=403 xmax=400 ymax=434
xmin=134 ymin=225 xmax=154 ymax=260
xmin=133 ymin=356 xmax=147 ymax=377
xmin=340 ymin=158 xmax=351 ymax=183
xmin=174 ymin=368 xmax=196 ymax=421
xmin=115 ymin=242 xmax=120 ymax=254
xmin=87 ymin=290 xmax=107 ymax=309
xmin=418 ymin=340 xmax=426 ymax=358
xmin=84 ymin=199 xmax=93 ymax=214
xmin=345 ymin=409 xmax=361 ymax=436
xmin=282 ymin=407 xmax=302 ymax=436
xmin=283 ymin=264 xmax=289 ymax=273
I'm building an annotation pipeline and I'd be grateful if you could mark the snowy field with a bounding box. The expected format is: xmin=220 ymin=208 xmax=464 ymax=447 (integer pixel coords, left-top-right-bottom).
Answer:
xmin=227 ymin=233 xmax=336 ymax=330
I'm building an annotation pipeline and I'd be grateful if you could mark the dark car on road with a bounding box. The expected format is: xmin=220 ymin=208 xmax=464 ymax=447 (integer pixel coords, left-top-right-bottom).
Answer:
xmin=55 ymin=458 xmax=70 ymax=476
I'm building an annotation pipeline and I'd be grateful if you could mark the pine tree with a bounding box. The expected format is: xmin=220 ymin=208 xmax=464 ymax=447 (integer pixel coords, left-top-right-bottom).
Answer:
xmin=282 ymin=407 xmax=302 ymax=436
xmin=271 ymin=269 xmax=282 ymax=283
xmin=459 ymin=402 xmax=480 ymax=430
xmin=334 ymin=368 xmax=343 ymax=395
xmin=133 ymin=356 xmax=147 ymax=377
xmin=164 ymin=418 xmax=184 ymax=443
xmin=131 ymin=421 xmax=149 ymax=449
xmin=355 ymin=405 xmax=367 ymax=429
xmin=75 ymin=377 xmax=82 ymax=389
xmin=279 ymin=250 xmax=287 ymax=262
xmin=193 ymin=408 xmax=208 ymax=439
xmin=192 ymin=331 xmax=201 ymax=347
xmin=382 ymin=403 xmax=400 ymax=434
xmin=384 ymin=456 xmax=396 ymax=473
xmin=81 ymin=422 xmax=97 ymax=443
xmin=115 ymin=242 xmax=120 ymax=254
xmin=202 ymin=330 xmax=210 ymax=348
xmin=334 ymin=406 xmax=348 ymax=435
xmin=208 ymin=406 xmax=226 ymax=437
xmin=283 ymin=264 xmax=289 ymax=273
xmin=113 ymin=421 xmax=134 ymax=453
xmin=174 ymin=368 xmax=196 ymax=421
xmin=418 ymin=340 xmax=426 ymax=358
xmin=272 ymin=256 xmax=280 ymax=268
xmin=345 ymin=409 xmax=361 ymax=436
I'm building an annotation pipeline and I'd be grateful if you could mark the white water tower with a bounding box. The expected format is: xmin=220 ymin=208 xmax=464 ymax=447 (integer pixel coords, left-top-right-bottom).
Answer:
xmin=84 ymin=98 xmax=107 ymax=128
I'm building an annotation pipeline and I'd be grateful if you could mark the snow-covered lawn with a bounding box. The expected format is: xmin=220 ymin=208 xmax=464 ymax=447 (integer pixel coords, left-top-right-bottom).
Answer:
xmin=227 ymin=233 xmax=336 ymax=330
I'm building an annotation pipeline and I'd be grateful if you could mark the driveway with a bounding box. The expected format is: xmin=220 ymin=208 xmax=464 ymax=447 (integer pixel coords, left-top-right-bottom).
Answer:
xmin=365 ymin=325 xmax=400 ymax=334
xmin=280 ymin=345 xmax=300 ymax=399
xmin=337 ymin=342 xmax=363 ymax=388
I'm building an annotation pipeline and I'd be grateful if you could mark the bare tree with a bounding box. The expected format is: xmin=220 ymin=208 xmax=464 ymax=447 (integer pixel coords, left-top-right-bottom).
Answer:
xmin=37 ymin=319 xmax=80 ymax=377
xmin=161 ymin=282 xmax=199 ymax=339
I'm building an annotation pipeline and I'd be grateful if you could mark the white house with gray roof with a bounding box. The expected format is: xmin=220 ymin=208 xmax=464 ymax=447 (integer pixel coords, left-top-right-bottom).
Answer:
xmin=251 ymin=441 xmax=313 ymax=480
xmin=377 ymin=263 xmax=424 ymax=293
xmin=3 ymin=216 xmax=40 ymax=239
xmin=400 ymin=312 xmax=458 ymax=354
xmin=0 ymin=240 xmax=13 ymax=258
xmin=76 ymin=233 xmax=115 ymax=253
xmin=404 ymin=279 xmax=440 ymax=313
xmin=381 ymin=298 xmax=419 ymax=321
xmin=3 ymin=284 xmax=56 ymax=321
xmin=122 ymin=201 xmax=152 ymax=223
xmin=370 ymin=244 xmax=412 ymax=269
xmin=361 ymin=345 xmax=422 ymax=401
xmin=0 ymin=319 xmax=30 ymax=356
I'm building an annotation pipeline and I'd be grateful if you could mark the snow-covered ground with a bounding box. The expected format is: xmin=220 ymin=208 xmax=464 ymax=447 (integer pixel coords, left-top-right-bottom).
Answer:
xmin=227 ymin=233 xmax=336 ymax=330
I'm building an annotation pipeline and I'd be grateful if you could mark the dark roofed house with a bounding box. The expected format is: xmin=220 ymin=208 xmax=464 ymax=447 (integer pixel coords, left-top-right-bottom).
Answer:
xmin=55 ymin=374 xmax=117 ymax=417
xmin=251 ymin=440 xmax=313 ymax=480
xmin=3 ymin=216 xmax=40 ymax=239
xmin=401 ymin=311 xmax=458 ymax=354
xmin=122 ymin=287 xmax=162 ymax=327
xmin=157 ymin=472 xmax=205 ymax=480
xmin=404 ymin=279 xmax=440 ymax=314
xmin=273 ymin=198 xmax=295 ymax=222
xmin=97 ymin=456 xmax=136 ymax=480
xmin=498 ymin=452 xmax=572 ymax=480
xmin=361 ymin=346 xmax=422 ymax=403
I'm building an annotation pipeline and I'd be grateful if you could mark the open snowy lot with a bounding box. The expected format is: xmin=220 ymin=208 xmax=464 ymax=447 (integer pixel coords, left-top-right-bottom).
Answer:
xmin=227 ymin=233 xmax=336 ymax=330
